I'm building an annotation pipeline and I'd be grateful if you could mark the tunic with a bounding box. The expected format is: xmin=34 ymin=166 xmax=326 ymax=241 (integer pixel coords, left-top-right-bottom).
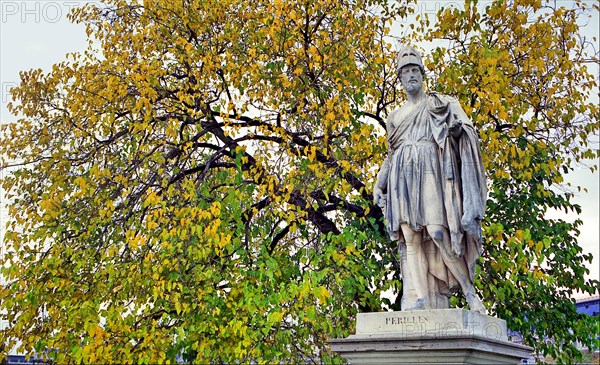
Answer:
xmin=386 ymin=97 xmax=448 ymax=237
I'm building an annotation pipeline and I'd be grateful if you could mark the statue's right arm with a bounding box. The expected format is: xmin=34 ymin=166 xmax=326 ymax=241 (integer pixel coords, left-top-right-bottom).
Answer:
xmin=373 ymin=111 xmax=395 ymax=207
xmin=375 ymin=158 xmax=390 ymax=192
xmin=374 ymin=157 xmax=389 ymax=208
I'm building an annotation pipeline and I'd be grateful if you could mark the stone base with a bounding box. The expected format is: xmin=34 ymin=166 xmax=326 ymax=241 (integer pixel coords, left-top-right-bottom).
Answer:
xmin=329 ymin=309 xmax=533 ymax=365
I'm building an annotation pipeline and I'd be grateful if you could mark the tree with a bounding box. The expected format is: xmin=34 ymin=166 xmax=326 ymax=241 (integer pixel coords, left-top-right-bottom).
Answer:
xmin=0 ymin=0 xmax=597 ymax=363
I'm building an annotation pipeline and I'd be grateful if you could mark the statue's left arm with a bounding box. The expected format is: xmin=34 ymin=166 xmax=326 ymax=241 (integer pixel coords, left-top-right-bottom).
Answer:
xmin=448 ymin=99 xmax=487 ymax=245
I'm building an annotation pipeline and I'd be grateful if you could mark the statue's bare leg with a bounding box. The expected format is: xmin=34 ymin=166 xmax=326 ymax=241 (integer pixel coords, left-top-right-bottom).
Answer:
xmin=400 ymin=223 xmax=430 ymax=309
xmin=428 ymin=224 xmax=486 ymax=314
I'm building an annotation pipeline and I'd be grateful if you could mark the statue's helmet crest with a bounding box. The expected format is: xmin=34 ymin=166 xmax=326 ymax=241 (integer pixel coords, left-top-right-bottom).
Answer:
xmin=398 ymin=46 xmax=424 ymax=74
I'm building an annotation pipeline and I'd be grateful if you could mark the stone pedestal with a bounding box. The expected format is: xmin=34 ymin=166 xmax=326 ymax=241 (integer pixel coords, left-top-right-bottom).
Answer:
xmin=329 ymin=309 xmax=533 ymax=364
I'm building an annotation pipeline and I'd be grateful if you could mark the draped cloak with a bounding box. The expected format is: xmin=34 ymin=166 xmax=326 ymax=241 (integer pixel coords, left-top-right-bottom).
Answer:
xmin=376 ymin=93 xmax=486 ymax=299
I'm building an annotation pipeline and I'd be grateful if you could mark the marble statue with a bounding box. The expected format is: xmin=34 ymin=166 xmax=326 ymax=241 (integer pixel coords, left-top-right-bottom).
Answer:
xmin=373 ymin=46 xmax=487 ymax=313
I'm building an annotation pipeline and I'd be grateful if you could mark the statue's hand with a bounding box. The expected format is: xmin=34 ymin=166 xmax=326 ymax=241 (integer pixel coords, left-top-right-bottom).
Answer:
xmin=373 ymin=186 xmax=386 ymax=209
xmin=450 ymin=113 xmax=463 ymax=137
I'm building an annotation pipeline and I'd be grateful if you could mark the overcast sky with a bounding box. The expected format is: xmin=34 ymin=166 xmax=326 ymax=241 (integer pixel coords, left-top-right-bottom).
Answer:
xmin=1 ymin=0 xmax=598 ymax=286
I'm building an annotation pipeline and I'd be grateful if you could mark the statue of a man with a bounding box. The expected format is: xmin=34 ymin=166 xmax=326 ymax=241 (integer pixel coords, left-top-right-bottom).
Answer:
xmin=373 ymin=47 xmax=487 ymax=313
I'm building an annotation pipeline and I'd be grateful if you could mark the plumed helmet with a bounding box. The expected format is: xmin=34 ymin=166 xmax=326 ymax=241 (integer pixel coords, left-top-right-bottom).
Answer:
xmin=397 ymin=46 xmax=424 ymax=74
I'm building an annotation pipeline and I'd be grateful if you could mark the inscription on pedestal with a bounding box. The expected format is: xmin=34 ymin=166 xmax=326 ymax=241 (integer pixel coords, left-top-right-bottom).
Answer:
xmin=355 ymin=309 xmax=508 ymax=340
xmin=385 ymin=315 xmax=429 ymax=325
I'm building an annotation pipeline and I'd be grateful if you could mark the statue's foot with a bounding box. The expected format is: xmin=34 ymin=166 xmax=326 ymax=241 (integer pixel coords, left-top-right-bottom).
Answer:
xmin=466 ymin=292 xmax=486 ymax=314
xmin=404 ymin=297 xmax=430 ymax=310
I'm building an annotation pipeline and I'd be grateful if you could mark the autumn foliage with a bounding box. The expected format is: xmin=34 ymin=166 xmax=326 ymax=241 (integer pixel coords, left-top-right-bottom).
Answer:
xmin=1 ymin=0 xmax=598 ymax=363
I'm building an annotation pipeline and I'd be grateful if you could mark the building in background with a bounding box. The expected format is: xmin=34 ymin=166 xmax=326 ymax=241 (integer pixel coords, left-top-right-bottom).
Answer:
xmin=576 ymin=295 xmax=600 ymax=317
